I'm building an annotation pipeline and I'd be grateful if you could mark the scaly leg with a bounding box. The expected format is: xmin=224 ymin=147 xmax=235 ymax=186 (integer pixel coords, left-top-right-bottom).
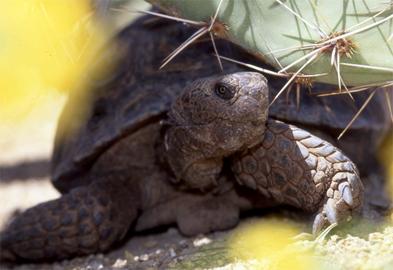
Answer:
xmin=232 ymin=119 xmax=364 ymax=234
xmin=0 ymin=173 xmax=139 ymax=262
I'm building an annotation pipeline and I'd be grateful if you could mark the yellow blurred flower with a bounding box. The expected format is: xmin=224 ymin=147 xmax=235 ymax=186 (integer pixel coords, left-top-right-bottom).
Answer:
xmin=228 ymin=219 xmax=316 ymax=270
xmin=0 ymin=0 xmax=114 ymax=122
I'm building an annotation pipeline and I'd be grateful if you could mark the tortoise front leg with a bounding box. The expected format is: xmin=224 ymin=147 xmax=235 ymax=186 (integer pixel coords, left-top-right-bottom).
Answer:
xmin=232 ymin=119 xmax=364 ymax=234
xmin=0 ymin=173 xmax=139 ymax=262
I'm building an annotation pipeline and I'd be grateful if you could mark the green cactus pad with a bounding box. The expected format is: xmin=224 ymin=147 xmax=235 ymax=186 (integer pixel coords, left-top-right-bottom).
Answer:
xmin=148 ymin=0 xmax=393 ymax=87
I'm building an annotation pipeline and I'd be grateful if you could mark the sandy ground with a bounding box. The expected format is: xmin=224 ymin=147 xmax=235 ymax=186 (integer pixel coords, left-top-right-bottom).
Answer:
xmin=0 ymin=94 xmax=64 ymax=228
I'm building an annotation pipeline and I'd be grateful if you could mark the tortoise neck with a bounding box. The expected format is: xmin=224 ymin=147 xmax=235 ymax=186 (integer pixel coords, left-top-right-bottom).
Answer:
xmin=163 ymin=125 xmax=225 ymax=190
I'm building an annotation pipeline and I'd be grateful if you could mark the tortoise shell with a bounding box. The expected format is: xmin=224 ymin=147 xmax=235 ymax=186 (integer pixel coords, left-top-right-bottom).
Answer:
xmin=52 ymin=15 xmax=391 ymax=192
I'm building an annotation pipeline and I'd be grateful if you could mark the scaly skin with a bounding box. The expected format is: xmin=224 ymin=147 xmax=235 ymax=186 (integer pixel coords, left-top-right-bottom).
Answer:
xmin=0 ymin=174 xmax=139 ymax=262
xmin=232 ymin=119 xmax=364 ymax=234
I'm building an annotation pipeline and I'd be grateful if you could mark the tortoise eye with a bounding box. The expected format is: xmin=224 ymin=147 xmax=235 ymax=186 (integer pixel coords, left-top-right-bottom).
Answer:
xmin=214 ymin=83 xmax=235 ymax=100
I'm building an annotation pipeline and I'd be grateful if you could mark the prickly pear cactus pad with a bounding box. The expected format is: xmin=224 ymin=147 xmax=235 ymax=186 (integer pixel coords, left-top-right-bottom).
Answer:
xmin=148 ymin=0 xmax=393 ymax=87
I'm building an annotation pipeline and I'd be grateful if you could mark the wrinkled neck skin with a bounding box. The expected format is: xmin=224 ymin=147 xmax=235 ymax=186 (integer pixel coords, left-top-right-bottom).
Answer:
xmin=164 ymin=112 xmax=266 ymax=191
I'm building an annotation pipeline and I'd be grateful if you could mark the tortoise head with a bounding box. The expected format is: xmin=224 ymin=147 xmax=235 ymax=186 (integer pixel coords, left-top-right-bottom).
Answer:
xmin=168 ymin=72 xmax=269 ymax=153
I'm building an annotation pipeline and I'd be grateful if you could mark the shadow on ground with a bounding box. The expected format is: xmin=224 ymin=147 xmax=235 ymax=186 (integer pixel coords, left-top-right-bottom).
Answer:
xmin=0 ymin=159 xmax=50 ymax=182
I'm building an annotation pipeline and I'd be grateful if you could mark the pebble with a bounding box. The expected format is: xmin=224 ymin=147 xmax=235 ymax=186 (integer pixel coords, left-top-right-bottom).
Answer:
xmin=193 ymin=237 xmax=212 ymax=247
xmin=139 ymin=254 xmax=149 ymax=261
xmin=169 ymin=248 xmax=177 ymax=258
xmin=86 ymin=263 xmax=103 ymax=270
xmin=112 ymin=259 xmax=127 ymax=268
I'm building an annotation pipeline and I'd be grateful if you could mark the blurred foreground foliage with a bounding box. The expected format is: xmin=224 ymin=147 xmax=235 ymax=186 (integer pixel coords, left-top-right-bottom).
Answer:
xmin=170 ymin=217 xmax=393 ymax=270
xmin=227 ymin=219 xmax=316 ymax=270
xmin=0 ymin=0 xmax=115 ymax=123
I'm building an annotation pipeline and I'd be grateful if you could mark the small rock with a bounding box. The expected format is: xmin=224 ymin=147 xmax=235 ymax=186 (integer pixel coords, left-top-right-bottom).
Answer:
xmin=193 ymin=237 xmax=212 ymax=247
xmin=86 ymin=262 xmax=104 ymax=270
xmin=112 ymin=258 xmax=127 ymax=268
xmin=139 ymin=254 xmax=149 ymax=261
xmin=169 ymin=248 xmax=176 ymax=258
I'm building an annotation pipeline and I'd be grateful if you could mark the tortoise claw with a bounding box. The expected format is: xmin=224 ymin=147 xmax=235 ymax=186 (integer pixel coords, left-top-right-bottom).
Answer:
xmin=325 ymin=198 xmax=338 ymax=224
xmin=312 ymin=213 xmax=328 ymax=235
xmin=313 ymin=170 xmax=363 ymax=235
xmin=339 ymin=182 xmax=353 ymax=206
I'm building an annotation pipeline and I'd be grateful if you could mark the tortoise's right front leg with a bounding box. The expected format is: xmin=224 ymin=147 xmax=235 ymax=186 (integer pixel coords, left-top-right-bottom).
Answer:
xmin=0 ymin=174 xmax=139 ymax=262
xmin=232 ymin=119 xmax=364 ymax=234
